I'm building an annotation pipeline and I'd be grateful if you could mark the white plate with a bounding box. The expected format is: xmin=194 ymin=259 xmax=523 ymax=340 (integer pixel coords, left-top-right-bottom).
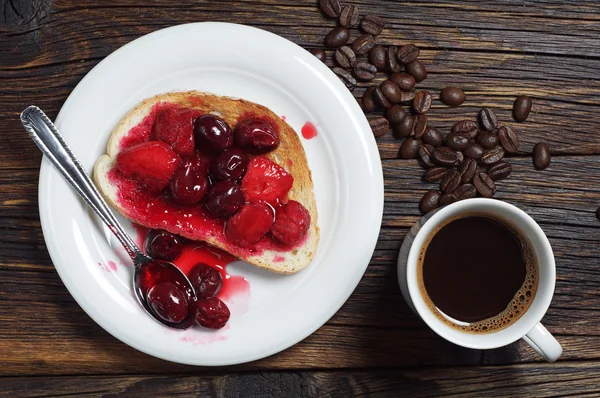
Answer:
xmin=38 ymin=22 xmax=383 ymax=366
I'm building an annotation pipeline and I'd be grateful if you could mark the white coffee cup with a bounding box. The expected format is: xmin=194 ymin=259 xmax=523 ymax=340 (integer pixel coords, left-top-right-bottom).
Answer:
xmin=397 ymin=198 xmax=562 ymax=362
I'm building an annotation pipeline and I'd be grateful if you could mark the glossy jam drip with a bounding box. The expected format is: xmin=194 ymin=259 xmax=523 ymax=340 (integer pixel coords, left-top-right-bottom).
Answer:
xmin=301 ymin=122 xmax=317 ymax=139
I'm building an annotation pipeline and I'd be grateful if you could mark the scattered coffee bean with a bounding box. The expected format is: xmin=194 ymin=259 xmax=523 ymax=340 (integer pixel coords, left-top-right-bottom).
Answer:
xmin=440 ymin=87 xmax=465 ymax=106
xmin=339 ymin=5 xmax=360 ymax=27
xmin=373 ymin=86 xmax=391 ymax=108
xmin=386 ymin=46 xmax=402 ymax=73
xmin=454 ymin=183 xmax=477 ymax=201
xmin=487 ymin=161 xmax=512 ymax=180
xmin=352 ymin=34 xmax=375 ymax=55
xmin=441 ymin=170 xmax=461 ymax=193
xmin=334 ymin=46 xmax=357 ymax=68
xmin=473 ymin=173 xmax=496 ymax=197
xmin=325 ymin=27 xmax=350 ymax=48
xmin=361 ymin=15 xmax=385 ymax=35
xmin=533 ymin=142 xmax=551 ymax=170
xmin=423 ymin=127 xmax=443 ymax=147
xmin=399 ymin=90 xmax=416 ymax=104
xmin=439 ymin=192 xmax=456 ymax=206
xmin=381 ymin=80 xmax=403 ymax=103
xmin=479 ymin=108 xmax=499 ymax=131
xmin=433 ymin=146 xmax=459 ymax=167
xmin=369 ymin=45 xmax=387 ymax=70
xmin=446 ymin=133 xmax=470 ymax=151
xmin=399 ymin=137 xmax=421 ymax=159
xmin=463 ymin=143 xmax=484 ymax=160
xmin=385 ymin=105 xmax=406 ymax=124
xmin=390 ymin=73 xmax=416 ymax=91
xmin=481 ymin=146 xmax=505 ymax=165
xmin=413 ymin=115 xmax=428 ymax=139
xmin=498 ymin=126 xmax=520 ymax=154
xmin=353 ymin=62 xmax=377 ymax=81
xmin=513 ymin=95 xmax=532 ymax=122
xmin=361 ymin=87 xmax=377 ymax=112
xmin=310 ymin=48 xmax=326 ymax=62
xmin=476 ymin=131 xmax=499 ymax=149
xmin=332 ymin=67 xmax=356 ymax=89
xmin=406 ymin=60 xmax=427 ymax=82
xmin=424 ymin=167 xmax=447 ymax=183
xmin=320 ymin=0 xmax=341 ymax=18
xmin=420 ymin=190 xmax=441 ymax=214
xmin=459 ymin=158 xmax=477 ymax=183
xmin=452 ymin=120 xmax=479 ymax=138
xmin=369 ymin=116 xmax=389 ymax=137
xmin=418 ymin=144 xmax=436 ymax=168
xmin=413 ymin=90 xmax=432 ymax=114
xmin=396 ymin=44 xmax=420 ymax=64
xmin=393 ymin=115 xmax=415 ymax=138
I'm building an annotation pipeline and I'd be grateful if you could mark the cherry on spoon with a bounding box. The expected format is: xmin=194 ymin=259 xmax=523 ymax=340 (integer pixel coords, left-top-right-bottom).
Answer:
xmin=20 ymin=106 xmax=197 ymax=329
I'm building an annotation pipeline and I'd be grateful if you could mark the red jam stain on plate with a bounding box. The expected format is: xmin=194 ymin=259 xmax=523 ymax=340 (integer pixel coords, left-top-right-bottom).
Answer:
xmin=281 ymin=115 xmax=287 ymax=121
xmin=301 ymin=122 xmax=317 ymax=140
xmin=107 ymin=261 xmax=117 ymax=271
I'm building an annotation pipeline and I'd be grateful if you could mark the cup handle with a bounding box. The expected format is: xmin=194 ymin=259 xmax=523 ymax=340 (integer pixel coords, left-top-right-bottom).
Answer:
xmin=522 ymin=323 xmax=562 ymax=362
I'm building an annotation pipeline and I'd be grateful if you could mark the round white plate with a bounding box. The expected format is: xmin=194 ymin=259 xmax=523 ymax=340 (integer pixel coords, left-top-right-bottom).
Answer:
xmin=39 ymin=22 xmax=383 ymax=366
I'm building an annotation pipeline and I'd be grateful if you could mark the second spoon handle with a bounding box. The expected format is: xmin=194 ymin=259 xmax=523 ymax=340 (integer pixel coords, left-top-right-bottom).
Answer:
xmin=21 ymin=106 xmax=146 ymax=262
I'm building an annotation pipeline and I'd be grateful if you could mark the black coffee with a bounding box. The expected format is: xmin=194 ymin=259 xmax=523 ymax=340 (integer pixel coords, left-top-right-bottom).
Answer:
xmin=418 ymin=215 xmax=538 ymax=333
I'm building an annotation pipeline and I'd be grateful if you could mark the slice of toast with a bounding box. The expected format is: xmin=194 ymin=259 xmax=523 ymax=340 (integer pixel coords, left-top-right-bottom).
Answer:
xmin=94 ymin=91 xmax=319 ymax=274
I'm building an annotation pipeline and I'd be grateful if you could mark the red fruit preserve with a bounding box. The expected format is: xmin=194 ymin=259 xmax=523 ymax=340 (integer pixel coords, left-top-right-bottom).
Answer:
xmin=301 ymin=122 xmax=317 ymax=140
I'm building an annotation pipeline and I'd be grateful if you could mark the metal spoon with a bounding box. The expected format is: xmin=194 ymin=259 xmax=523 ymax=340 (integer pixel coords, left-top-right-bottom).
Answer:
xmin=21 ymin=106 xmax=197 ymax=329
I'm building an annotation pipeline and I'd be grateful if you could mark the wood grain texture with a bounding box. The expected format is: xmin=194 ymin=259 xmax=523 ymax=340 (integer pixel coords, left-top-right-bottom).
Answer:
xmin=1 ymin=0 xmax=600 ymax=395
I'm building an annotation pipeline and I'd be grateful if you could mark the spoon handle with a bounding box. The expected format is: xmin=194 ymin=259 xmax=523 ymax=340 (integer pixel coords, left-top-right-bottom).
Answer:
xmin=21 ymin=106 xmax=147 ymax=263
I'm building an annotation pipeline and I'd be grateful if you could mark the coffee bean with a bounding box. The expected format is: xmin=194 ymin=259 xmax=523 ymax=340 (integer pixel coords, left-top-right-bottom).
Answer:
xmin=332 ymin=67 xmax=356 ymax=90
xmin=498 ymin=126 xmax=520 ymax=154
xmin=390 ymin=73 xmax=416 ymax=91
xmin=386 ymin=46 xmax=402 ymax=73
xmin=533 ymin=142 xmax=551 ymax=170
xmin=380 ymin=80 xmax=403 ymax=103
xmin=320 ymin=0 xmax=341 ymax=18
xmin=334 ymin=46 xmax=356 ymax=68
xmin=393 ymin=115 xmax=415 ymax=138
xmin=458 ymin=158 xmax=477 ymax=183
xmin=385 ymin=105 xmax=406 ymax=125
xmin=361 ymin=87 xmax=377 ymax=112
xmin=439 ymin=192 xmax=456 ymax=206
xmin=441 ymin=170 xmax=461 ymax=193
xmin=399 ymin=137 xmax=421 ymax=159
xmin=413 ymin=90 xmax=432 ymax=114
xmin=325 ymin=27 xmax=350 ymax=48
xmin=433 ymin=146 xmax=459 ymax=167
xmin=369 ymin=116 xmax=389 ymax=137
xmin=440 ymin=87 xmax=465 ymax=106
xmin=361 ymin=15 xmax=385 ymax=35
xmin=339 ymin=5 xmax=360 ymax=27
xmin=479 ymin=108 xmax=499 ymax=131
xmin=418 ymin=144 xmax=436 ymax=168
xmin=406 ymin=60 xmax=427 ymax=82
xmin=396 ymin=44 xmax=420 ymax=64
xmin=419 ymin=190 xmax=441 ymax=214
xmin=373 ymin=86 xmax=391 ymax=109
xmin=454 ymin=183 xmax=477 ymax=201
xmin=452 ymin=120 xmax=479 ymax=138
xmin=476 ymin=131 xmax=499 ymax=149
xmin=310 ymin=49 xmax=326 ymax=62
xmin=369 ymin=45 xmax=387 ymax=70
xmin=353 ymin=62 xmax=377 ymax=81
xmin=399 ymin=90 xmax=416 ymax=104
xmin=446 ymin=133 xmax=470 ymax=150
xmin=463 ymin=143 xmax=484 ymax=159
xmin=487 ymin=161 xmax=512 ymax=180
xmin=423 ymin=127 xmax=443 ymax=147
xmin=352 ymin=34 xmax=375 ymax=55
xmin=424 ymin=167 xmax=447 ymax=182
xmin=473 ymin=173 xmax=496 ymax=197
xmin=513 ymin=95 xmax=532 ymax=122
xmin=413 ymin=115 xmax=428 ymax=139
xmin=481 ymin=146 xmax=505 ymax=165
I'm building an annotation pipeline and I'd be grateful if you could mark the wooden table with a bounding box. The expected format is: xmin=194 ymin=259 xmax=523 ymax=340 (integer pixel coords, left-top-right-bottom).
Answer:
xmin=2 ymin=0 xmax=600 ymax=396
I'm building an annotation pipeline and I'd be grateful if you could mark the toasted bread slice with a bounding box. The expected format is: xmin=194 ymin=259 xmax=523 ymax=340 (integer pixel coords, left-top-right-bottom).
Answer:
xmin=94 ymin=91 xmax=319 ymax=274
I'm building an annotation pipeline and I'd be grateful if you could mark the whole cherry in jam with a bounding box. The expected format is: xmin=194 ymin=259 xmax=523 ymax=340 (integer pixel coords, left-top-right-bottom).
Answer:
xmin=145 ymin=229 xmax=184 ymax=261
xmin=194 ymin=297 xmax=230 ymax=329
xmin=225 ymin=202 xmax=274 ymax=247
xmin=188 ymin=263 xmax=223 ymax=299
xmin=234 ymin=119 xmax=280 ymax=154
xmin=271 ymin=200 xmax=311 ymax=245
xmin=205 ymin=180 xmax=245 ymax=219
xmin=168 ymin=152 xmax=211 ymax=206
xmin=210 ymin=148 xmax=249 ymax=181
xmin=194 ymin=115 xmax=233 ymax=153
xmin=147 ymin=281 xmax=189 ymax=324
